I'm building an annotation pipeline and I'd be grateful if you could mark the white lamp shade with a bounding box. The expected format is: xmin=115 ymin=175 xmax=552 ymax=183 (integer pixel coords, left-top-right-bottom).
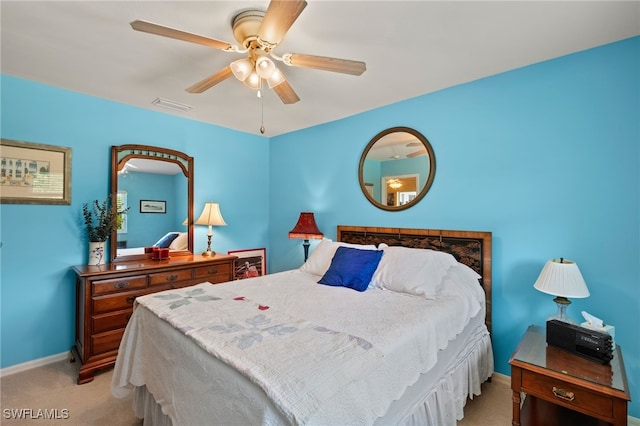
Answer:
xmin=243 ymin=71 xmax=261 ymax=90
xmin=533 ymin=258 xmax=590 ymax=298
xmin=266 ymin=68 xmax=285 ymax=88
xmin=255 ymin=56 xmax=276 ymax=79
xmin=230 ymin=58 xmax=253 ymax=81
xmin=195 ymin=202 xmax=227 ymax=227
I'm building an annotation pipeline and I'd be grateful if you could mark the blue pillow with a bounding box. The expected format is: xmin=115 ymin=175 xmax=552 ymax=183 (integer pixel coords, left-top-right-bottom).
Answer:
xmin=154 ymin=233 xmax=179 ymax=248
xmin=318 ymin=246 xmax=383 ymax=292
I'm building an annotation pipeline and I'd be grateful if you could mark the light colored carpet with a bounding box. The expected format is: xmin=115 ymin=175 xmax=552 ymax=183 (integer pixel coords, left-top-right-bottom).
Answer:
xmin=0 ymin=359 xmax=512 ymax=425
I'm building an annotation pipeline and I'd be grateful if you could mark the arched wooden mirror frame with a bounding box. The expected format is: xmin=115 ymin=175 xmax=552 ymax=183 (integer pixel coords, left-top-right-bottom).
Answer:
xmin=110 ymin=144 xmax=194 ymax=262
xmin=358 ymin=127 xmax=436 ymax=211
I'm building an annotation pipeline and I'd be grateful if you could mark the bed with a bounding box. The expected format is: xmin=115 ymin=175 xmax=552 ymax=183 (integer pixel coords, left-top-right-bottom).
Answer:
xmin=112 ymin=226 xmax=493 ymax=425
xmin=116 ymin=232 xmax=188 ymax=256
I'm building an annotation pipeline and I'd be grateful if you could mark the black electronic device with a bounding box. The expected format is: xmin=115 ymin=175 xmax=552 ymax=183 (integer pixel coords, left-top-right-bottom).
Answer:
xmin=546 ymin=319 xmax=614 ymax=365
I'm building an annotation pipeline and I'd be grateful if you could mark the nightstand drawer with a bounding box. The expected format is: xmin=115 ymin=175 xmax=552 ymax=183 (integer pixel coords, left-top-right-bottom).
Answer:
xmin=522 ymin=370 xmax=613 ymax=419
xmin=149 ymin=269 xmax=193 ymax=286
xmin=93 ymin=275 xmax=147 ymax=295
xmin=193 ymin=263 xmax=231 ymax=283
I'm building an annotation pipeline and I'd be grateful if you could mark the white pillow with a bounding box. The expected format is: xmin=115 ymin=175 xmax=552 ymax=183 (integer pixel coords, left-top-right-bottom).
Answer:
xmin=439 ymin=263 xmax=485 ymax=303
xmin=371 ymin=245 xmax=459 ymax=298
xmin=299 ymin=239 xmax=377 ymax=276
xmin=169 ymin=232 xmax=188 ymax=250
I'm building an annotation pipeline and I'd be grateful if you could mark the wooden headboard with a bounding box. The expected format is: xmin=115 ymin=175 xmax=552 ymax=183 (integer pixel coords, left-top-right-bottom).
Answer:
xmin=337 ymin=226 xmax=492 ymax=335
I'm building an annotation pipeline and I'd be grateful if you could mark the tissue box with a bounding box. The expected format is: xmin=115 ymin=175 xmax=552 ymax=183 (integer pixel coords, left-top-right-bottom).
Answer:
xmin=581 ymin=322 xmax=615 ymax=346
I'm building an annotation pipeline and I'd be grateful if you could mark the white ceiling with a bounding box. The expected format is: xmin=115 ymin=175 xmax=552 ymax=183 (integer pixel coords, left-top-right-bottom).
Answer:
xmin=2 ymin=1 xmax=638 ymax=137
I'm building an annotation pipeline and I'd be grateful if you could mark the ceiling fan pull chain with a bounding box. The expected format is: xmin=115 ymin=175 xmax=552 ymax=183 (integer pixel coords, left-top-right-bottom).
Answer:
xmin=260 ymin=79 xmax=266 ymax=134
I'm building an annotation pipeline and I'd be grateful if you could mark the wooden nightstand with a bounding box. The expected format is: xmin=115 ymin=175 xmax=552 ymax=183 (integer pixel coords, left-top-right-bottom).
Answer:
xmin=509 ymin=324 xmax=630 ymax=426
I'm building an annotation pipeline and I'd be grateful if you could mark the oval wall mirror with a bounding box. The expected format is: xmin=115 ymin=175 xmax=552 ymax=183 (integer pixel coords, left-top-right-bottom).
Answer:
xmin=110 ymin=144 xmax=194 ymax=262
xmin=359 ymin=127 xmax=436 ymax=211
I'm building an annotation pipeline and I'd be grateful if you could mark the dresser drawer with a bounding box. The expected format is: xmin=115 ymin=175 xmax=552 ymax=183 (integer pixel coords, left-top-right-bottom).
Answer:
xmin=194 ymin=263 xmax=231 ymax=283
xmin=149 ymin=269 xmax=193 ymax=286
xmin=92 ymin=286 xmax=171 ymax=314
xmin=522 ymin=370 xmax=613 ymax=419
xmin=91 ymin=328 xmax=125 ymax=355
xmin=92 ymin=310 xmax=132 ymax=334
xmin=92 ymin=275 xmax=147 ymax=296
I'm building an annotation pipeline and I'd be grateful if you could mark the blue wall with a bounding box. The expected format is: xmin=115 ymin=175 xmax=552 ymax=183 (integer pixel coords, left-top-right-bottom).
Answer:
xmin=269 ymin=37 xmax=639 ymax=416
xmin=1 ymin=37 xmax=638 ymax=417
xmin=0 ymin=76 xmax=270 ymax=369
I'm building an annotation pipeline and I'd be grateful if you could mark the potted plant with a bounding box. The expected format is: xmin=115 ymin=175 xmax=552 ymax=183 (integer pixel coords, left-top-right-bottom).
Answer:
xmin=82 ymin=196 xmax=126 ymax=265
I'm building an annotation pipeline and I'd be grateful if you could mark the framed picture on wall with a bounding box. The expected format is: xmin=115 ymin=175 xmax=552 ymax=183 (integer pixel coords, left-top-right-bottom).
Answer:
xmin=140 ymin=200 xmax=166 ymax=213
xmin=228 ymin=248 xmax=266 ymax=280
xmin=365 ymin=182 xmax=374 ymax=197
xmin=0 ymin=139 xmax=72 ymax=205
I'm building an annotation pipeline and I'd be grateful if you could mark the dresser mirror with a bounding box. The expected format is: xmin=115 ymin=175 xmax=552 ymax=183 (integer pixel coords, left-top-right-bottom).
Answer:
xmin=359 ymin=127 xmax=436 ymax=211
xmin=110 ymin=144 xmax=194 ymax=262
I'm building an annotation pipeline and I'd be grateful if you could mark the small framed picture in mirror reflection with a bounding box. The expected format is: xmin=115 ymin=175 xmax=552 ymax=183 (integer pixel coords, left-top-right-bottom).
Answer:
xmin=140 ymin=199 xmax=166 ymax=213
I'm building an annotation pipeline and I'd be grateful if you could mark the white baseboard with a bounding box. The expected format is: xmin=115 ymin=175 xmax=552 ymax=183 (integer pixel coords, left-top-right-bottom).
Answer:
xmin=0 ymin=351 xmax=69 ymax=377
xmin=492 ymin=372 xmax=639 ymax=425
xmin=492 ymin=372 xmax=510 ymax=386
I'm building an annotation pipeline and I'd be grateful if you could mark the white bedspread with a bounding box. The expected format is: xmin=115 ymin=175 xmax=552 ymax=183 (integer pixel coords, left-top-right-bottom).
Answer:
xmin=113 ymin=269 xmax=484 ymax=425
xmin=132 ymin=284 xmax=382 ymax=424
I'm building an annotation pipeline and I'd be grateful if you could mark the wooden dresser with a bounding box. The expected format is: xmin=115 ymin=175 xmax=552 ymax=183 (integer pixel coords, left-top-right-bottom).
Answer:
xmin=72 ymin=254 xmax=236 ymax=384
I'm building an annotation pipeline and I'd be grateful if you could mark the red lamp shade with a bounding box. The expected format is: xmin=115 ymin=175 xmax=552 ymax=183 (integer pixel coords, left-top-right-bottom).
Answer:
xmin=289 ymin=212 xmax=323 ymax=262
xmin=288 ymin=212 xmax=323 ymax=240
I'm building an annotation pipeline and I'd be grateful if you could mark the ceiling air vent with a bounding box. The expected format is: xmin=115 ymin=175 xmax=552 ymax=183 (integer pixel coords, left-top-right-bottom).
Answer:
xmin=151 ymin=98 xmax=192 ymax=112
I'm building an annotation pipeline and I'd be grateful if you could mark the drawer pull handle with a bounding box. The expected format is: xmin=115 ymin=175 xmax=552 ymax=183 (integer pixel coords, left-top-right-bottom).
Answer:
xmin=126 ymin=296 xmax=136 ymax=304
xmin=207 ymin=268 xmax=219 ymax=275
xmin=166 ymin=275 xmax=178 ymax=281
xmin=113 ymin=281 xmax=130 ymax=289
xmin=552 ymin=387 xmax=575 ymax=401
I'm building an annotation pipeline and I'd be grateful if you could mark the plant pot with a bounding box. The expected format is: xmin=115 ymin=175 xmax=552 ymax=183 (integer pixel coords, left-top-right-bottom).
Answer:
xmin=88 ymin=241 xmax=106 ymax=265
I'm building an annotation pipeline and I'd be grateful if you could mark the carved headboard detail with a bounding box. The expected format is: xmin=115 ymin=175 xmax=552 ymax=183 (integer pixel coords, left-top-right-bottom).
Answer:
xmin=337 ymin=226 xmax=492 ymax=335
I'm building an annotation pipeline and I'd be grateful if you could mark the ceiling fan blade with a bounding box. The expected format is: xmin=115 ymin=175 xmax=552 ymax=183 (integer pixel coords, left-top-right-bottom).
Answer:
xmin=258 ymin=0 xmax=307 ymax=47
xmin=285 ymin=53 xmax=366 ymax=76
xmin=131 ymin=20 xmax=234 ymax=51
xmin=273 ymin=80 xmax=300 ymax=104
xmin=407 ymin=148 xmax=428 ymax=158
xmin=186 ymin=66 xmax=233 ymax=93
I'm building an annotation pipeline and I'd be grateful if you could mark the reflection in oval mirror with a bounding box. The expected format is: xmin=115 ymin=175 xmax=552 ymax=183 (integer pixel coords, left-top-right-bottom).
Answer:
xmin=359 ymin=127 xmax=436 ymax=211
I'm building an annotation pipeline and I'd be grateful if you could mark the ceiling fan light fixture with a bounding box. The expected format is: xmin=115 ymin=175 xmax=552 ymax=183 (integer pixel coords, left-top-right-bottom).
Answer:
xmin=266 ymin=68 xmax=285 ymax=88
xmin=131 ymin=1 xmax=365 ymax=105
xmin=255 ymin=56 xmax=276 ymax=79
xmin=243 ymin=71 xmax=261 ymax=90
xmin=387 ymin=179 xmax=403 ymax=189
xmin=230 ymin=58 xmax=253 ymax=81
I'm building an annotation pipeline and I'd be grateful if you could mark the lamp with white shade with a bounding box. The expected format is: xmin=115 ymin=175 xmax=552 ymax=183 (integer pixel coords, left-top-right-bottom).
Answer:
xmin=533 ymin=258 xmax=590 ymax=323
xmin=194 ymin=202 xmax=227 ymax=256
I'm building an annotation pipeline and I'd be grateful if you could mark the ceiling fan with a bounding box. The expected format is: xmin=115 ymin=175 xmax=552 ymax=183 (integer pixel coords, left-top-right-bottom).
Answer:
xmin=130 ymin=0 xmax=366 ymax=105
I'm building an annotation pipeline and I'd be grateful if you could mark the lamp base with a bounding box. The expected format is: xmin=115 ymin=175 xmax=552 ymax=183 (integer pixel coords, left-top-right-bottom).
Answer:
xmin=547 ymin=296 xmax=576 ymax=324
xmin=303 ymin=239 xmax=310 ymax=262
xmin=202 ymin=234 xmax=215 ymax=257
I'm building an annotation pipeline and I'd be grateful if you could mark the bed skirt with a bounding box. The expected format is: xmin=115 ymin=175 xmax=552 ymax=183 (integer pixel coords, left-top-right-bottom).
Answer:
xmin=397 ymin=330 xmax=494 ymax=425
xmin=129 ymin=331 xmax=493 ymax=426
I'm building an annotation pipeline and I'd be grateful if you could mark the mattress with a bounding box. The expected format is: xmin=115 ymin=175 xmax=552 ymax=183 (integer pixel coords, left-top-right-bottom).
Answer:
xmin=112 ymin=268 xmax=493 ymax=425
